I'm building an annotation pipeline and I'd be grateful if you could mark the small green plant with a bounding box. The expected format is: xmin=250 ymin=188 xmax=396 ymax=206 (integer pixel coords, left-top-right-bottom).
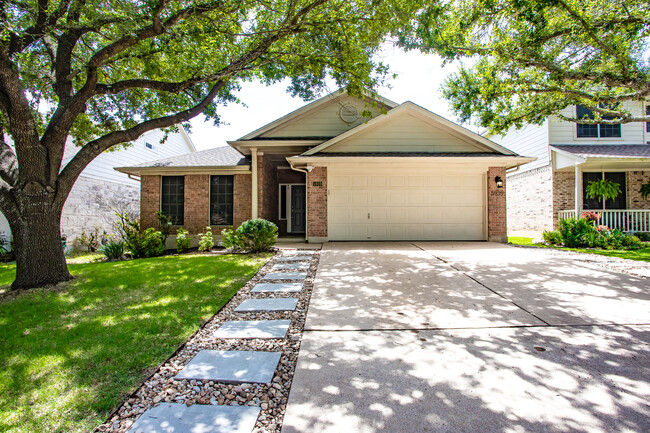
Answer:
xmin=585 ymin=179 xmax=621 ymax=203
xmin=198 ymin=227 xmax=214 ymax=252
xmin=558 ymin=217 xmax=593 ymax=247
xmin=176 ymin=227 xmax=192 ymax=253
xmin=156 ymin=211 xmax=174 ymax=244
xmin=221 ymin=227 xmax=241 ymax=251
xmin=101 ymin=241 xmax=125 ymax=260
xmin=640 ymin=180 xmax=650 ymax=200
xmin=636 ymin=232 xmax=650 ymax=242
xmin=542 ymin=230 xmax=563 ymax=245
xmin=115 ymin=213 xmax=165 ymax=258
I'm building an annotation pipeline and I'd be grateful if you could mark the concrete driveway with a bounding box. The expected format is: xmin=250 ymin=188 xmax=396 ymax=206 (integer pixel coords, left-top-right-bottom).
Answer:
xmin=282 ymin=242 xmax=650 ymax=433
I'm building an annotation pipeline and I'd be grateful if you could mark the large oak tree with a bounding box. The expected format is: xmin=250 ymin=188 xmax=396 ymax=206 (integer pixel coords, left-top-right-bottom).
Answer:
xmin=400 ymin=0 xmax=650 ymax=133
xmin=1 ymin=0 xmax=418 ymax=289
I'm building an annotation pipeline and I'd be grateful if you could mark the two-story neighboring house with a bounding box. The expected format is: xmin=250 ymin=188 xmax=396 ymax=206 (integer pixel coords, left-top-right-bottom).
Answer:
xmin=492 ymin=101 xmax=650 ymax=236
xmin=0 ymin=127 xmax=196 ymax=248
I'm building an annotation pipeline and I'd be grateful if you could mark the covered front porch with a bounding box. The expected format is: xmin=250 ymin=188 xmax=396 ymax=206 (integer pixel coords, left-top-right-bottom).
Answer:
xmin=552 ymin=145 xmax=650 ymax=233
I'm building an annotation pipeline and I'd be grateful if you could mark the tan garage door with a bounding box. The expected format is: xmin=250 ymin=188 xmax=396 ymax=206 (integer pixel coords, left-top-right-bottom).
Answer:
xmin=328 ymin=168 xmax=486 ymax=241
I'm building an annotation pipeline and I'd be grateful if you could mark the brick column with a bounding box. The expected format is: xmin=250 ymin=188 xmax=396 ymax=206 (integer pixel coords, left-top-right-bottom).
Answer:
xmin=184 ymin=174 xmax=210 ymax=234
xmin=487 ymin=167 xmax=507 ymax=242
xmin=140 ymin=175 xmax=161 ymax=229
xmin=307 ymin=167 xmax=327 ymax=242
xmin=233 ymin=174 xmax=252 ymax=227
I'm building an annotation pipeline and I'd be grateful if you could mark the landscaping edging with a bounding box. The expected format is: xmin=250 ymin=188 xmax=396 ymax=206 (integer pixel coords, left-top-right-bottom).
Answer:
xmin=95 ymin=248 xmax=320 ymax=433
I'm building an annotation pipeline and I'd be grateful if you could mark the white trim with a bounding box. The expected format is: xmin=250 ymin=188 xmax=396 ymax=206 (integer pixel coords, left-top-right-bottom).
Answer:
xmin=251 ymin=148 xmax=258 ymax=219
xmin=238 ymin=89 xmax=398 ymax=140
xmin=115 ymin=166 xmax=251 ymax=176
xmin=573 ymin=105 xmax=624 ymax=142
xmin=178 ymin=124 xmax=197 ymax=152
xmin=302 ymin=102 xmax=517 ymax=156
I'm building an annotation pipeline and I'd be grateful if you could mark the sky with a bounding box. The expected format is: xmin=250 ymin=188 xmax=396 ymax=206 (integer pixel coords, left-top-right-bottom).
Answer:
xmin=187 ymin=46 xmax=468 ymax=151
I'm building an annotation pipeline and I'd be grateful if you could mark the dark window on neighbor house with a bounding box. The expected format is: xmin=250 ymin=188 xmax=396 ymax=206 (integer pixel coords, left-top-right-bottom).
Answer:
xmin=145 ymin=142 xmax=154 ymax=150
xmin=161 ymin=176 xmax=184 ymax=225
xmin=210 ymin=175 xmax=233 ymax=225
xmin=582 ymin=172 xmax=626 ymax=210
xmin=576 ymin=105 xmax=621 ymax=138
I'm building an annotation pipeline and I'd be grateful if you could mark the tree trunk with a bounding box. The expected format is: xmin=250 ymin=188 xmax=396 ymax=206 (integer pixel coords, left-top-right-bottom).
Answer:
xmin=11 ymin=206 xmax=72 ymax=290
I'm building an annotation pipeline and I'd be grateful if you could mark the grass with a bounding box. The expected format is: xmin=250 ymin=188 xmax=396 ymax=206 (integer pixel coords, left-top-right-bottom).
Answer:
xmin=508 ymin=237 xmax=650 ymax=262
xmin=0 ymin=253 xmax=271 ymax=433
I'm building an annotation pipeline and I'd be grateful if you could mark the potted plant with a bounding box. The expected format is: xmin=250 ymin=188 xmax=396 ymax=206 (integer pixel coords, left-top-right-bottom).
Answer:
xmin=640 ymin=180 xmax=650 ymax=200
xmin=585 ymin=179 xmax=621 ymax=204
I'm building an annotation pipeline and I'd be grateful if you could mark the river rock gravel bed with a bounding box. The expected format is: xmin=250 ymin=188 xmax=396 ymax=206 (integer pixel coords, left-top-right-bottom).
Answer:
xmin=95 ymin=249 xmax=320 ymax=433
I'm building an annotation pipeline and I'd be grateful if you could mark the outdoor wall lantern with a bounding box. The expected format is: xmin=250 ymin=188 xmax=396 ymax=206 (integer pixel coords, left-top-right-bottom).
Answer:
xmin=495 ymin=176 xmax=504 ymax=188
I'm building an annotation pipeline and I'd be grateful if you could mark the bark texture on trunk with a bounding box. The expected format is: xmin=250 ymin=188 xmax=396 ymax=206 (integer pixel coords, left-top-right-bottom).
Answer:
xmin=11 ymin=203 xmax=72 ymax=290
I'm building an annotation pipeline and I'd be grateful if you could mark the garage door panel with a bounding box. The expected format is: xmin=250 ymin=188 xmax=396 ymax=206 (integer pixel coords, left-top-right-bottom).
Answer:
xmin=329 ymin=169 xmax=485 ymax=241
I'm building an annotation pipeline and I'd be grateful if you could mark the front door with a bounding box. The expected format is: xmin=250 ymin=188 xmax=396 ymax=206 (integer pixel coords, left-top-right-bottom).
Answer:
xmin=291 ymin=185 xmax=306 ymax=233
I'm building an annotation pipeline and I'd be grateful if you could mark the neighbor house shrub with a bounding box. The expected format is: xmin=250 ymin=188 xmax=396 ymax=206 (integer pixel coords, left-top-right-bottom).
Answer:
xmin=101 ymin=241 xmax=125 ymax=260
xmin=621 ymin=234 xmax=643 ymax=249
xmin=542 ymin=230 xmax=563 ymax=245
xmin=176 ymin=227 xmax=191 ymax=253
xmin=198 ymin=227 xmax=214 ymax=252
xmin=558 ymin=217 xmax=593 ymax=247
xmin=636 ymin=232 xmax=650 ymax=242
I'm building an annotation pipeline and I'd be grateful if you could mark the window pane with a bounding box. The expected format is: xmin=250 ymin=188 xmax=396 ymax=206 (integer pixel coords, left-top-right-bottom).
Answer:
xmin=582 ymin=172 xmax=602 ymax=210
xmin=210 ymin=175 xmax=234 ymax=225
xmin=599 ymin=123 xmax=621 ymax=138
xmin=577 ymin=123 xmax=598 ymax=137
xmin=604 ymin=172 xmax=626 ymax=210
xmin=161 ymin=176 xmax=184 ymax=225
xmin=279 ymin=186 xmax=287 ymax=219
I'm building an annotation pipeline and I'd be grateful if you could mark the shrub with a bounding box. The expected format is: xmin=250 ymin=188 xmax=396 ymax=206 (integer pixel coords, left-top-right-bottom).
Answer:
xmin=636 ymin=232 xmax=650 ymax=242
xmin=220 ymin=227 xmax=241 ymax=251
xmin=156 ymin=211 xmax=174 ymax=244
xmin=101 ymin=241 xmax=125 ymax=260
xmin=542 ymin=230 xmax=563 ymax=245
xmin=558 ymin=217 xmax=593 ymax=247
xmin=0 ymin=234 xmax=9 ymax=256
xmin=176 ymin=227 xmax=192 ymax=253
xmin=580 ymin=211 xmax=599 ymax=223
xmin=198 ymin=227 xmax=214 ymax=252
xmin=585 ymin=179 xmax=621 ymax=202
xmin=621 ymin=235 xmax=643 ymax=250
xmin=235 ymin=219 xmax=278 ymax=252
xmin=115 ymin=213 xmax=165 ymax=258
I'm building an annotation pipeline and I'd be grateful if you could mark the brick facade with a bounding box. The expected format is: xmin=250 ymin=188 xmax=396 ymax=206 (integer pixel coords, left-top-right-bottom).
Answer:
xmin=487 ymin=166 xmax=507 ymax=242
xmin=140 ymin=175 xmax=161 ymax=230
xmin=552 ymin=171 xmax=576 ymax=228
xmin=233 ymin=174 xmax=252 ymax=227
xmin=506 ymin=164 xmax=554 ymax=234
xmin=184 ymin=174 xmax=210 ymax=233
xmin=307 ymin=167 xmax=327 ymax=240
xmin=627 ymin=171 xmax=650 ymax=210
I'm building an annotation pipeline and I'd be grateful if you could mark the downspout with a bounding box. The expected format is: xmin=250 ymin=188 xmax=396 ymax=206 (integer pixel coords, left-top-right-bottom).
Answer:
xmin=128 ymin=174 xmax=141 ymax=182
xmin=251 ymin=148 xmax=258 ymax=219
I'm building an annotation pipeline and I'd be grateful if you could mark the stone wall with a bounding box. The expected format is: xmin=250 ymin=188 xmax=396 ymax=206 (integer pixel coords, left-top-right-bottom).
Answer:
xmin=306 ymin=167 xmax=327 ymax=240
xmin=487 ymin=166 xmax=507 ymax=242
xmin=61 ymin=174 xmax=140 ymax=242
xmin=506 ymin=164 xmax=554 ymax=233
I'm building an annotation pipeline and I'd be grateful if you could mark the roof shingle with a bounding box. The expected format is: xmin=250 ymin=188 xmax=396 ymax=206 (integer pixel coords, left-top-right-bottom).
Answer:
xmin=552 ymin=145 xmax=650 ymax=159
xmin=127 ymin=146 xmax=249 ymax=168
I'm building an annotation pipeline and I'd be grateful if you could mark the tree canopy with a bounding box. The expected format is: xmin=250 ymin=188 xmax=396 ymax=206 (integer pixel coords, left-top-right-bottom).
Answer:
xmin=399 ymin=0 xmax=650 ymax=133
xmin=0 ymin=0 xmax=420 ymax=289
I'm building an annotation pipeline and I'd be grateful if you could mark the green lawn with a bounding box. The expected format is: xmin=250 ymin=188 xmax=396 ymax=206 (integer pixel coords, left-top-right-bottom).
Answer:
xmin=0 ymin=253 xmax=271 ymax=433
xmin=508 ymin=237 xmax=650 ymax=262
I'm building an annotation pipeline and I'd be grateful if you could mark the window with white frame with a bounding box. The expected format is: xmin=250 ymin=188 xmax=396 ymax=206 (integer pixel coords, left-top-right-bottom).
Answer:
xmin=576 ymin=105 xmax=621 ymax=138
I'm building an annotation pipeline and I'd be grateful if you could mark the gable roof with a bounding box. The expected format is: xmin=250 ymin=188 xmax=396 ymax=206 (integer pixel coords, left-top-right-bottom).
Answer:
xmin=551 ymin=144 xmax=650 ymax=159
xmin=236 ymin=89 xmax=399 ymax=141
xmin=302 ymin=102 xmax=517 ymax=156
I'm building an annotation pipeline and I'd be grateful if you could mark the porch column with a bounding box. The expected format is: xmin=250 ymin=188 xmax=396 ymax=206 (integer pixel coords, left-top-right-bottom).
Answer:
xmin=574 ymin=164 xmax=581 ymax=217
xmin=251 ymin=147 xmax=258 ymax=219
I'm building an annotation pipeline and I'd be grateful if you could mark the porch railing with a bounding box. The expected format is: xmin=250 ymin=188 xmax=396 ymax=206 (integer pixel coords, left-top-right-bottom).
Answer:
xmin=558 ymin=209 xmax=650 ymax=233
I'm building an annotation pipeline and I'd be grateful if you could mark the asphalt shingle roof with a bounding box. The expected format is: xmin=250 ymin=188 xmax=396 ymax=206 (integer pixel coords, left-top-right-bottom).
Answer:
xmin=128 ymin=146 xmax=249 ymax=168
xmin=552 ymin=145 xmax=650 ymax=159
xmin=301 ymin=152 xmax=511 ymax=157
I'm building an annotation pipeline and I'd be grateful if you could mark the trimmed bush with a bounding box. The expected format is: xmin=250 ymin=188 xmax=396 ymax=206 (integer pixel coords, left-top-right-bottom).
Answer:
xmin=542 ymin=230 xmax=563 ymax=245
xmin=176 ymin=227 xmax=191 ymax=253
xmin=222 ymin=219 xmax=278 ymax=252
xmin=198 ymin=227 xmax=214 ymax=252
xmin=101 ymin=241 xmax=125 ymax=260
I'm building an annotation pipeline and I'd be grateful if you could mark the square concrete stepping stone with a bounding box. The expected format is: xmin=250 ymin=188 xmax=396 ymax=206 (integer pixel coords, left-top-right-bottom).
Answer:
xmin=276 ymin=255 xmax=313 ymax=262
xmin=174 ymin=350 xmax=281 ymax=383
xmin=234 ymin=298 xmax=299 ymax=312
xmin=251 ymin=282 xmax=303 ymax=293
xmin=215 ymin=320 xmax=291 ymax=339
xmin=273 ymin=262 xmax=310 ymax=270
xmin=127 ymin=403 xmax=259 ymax=433
xmin=263 ymin=272 xmax=307 ymax=280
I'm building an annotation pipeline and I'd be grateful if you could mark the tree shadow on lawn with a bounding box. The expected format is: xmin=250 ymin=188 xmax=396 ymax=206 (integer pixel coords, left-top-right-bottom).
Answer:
xmin=0 ymin=254 xmax=269 ymax=433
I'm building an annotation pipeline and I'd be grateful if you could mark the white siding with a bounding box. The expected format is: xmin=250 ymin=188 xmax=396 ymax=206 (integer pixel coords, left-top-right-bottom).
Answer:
xmin=62 ymin=128 xmax=194 ymax=186
xmin=324 ymin=112 xmax=486 ymax=153
xmin=262 ymin=94 xmax=386 ymax=138
xmin=549 ymin=101 xmax=647 ymax=145
xmin=490 ymin=122 xmax=549 ymax=171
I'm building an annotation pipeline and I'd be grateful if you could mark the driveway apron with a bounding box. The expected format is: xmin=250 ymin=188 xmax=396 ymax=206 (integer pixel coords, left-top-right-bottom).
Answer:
xmin=282 ymin=242 xmax=650 ymax=433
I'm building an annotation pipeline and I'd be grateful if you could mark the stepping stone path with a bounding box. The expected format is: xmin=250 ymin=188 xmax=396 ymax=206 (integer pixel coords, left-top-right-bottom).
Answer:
xmin=262 ymin=272 xmax=307 ymax=280
xmin=175 ymin=350 xmax=282 ymax=383
xmin=234 ymin=298 xmax=299 ymax=312
xmin=118 ymin=249 xmax=319 ymax=433
xmin=273 ymin=262 xmax=310 ymax=270
xmin=215 ymin=320 xmax=291 ymax=339
xmin=251 ymin=282 xmax=303 ymax=293
xmin=127 ymin=403 xmax=260 ymax=433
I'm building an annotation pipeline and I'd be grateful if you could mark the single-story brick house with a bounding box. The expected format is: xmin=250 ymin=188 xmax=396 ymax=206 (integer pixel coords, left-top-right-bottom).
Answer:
xmin=116 ymin=91 xmax=534 ymax=243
